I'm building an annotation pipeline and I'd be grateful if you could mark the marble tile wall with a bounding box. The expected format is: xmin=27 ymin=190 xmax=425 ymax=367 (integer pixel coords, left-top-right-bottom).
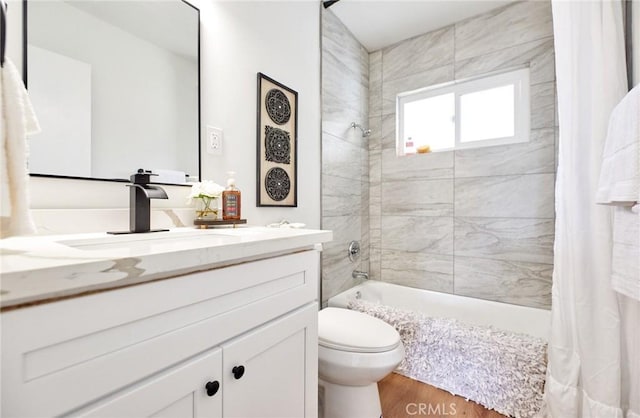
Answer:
xmin=321 ymin=9 xmax=370 ymax=305
xmin=369 ymin=0 xmax=556 ymax=309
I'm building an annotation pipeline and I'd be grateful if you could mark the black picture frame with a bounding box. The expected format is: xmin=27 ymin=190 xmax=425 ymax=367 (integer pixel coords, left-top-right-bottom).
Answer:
xmin=256 ymin=72 xmax=298 ymax=207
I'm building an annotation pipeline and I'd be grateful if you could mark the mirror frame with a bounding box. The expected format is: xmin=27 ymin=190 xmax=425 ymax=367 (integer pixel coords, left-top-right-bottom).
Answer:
xmin=22 ymin=0 xmax=201 ymax=186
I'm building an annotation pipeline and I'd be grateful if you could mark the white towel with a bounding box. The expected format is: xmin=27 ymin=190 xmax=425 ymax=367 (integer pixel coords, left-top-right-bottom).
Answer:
xmin=610 ymin=205 xmax=640 ymax=301
xmin=596 ymin=84 xmax=640 ymax=205
xmin=1 ymin=58 xmax=41 ymax=238
xmin=596 ymin=85 xmax=640 ymax=301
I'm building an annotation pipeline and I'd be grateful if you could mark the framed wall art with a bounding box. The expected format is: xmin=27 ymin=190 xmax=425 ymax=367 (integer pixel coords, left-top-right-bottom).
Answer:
xmin=256 ymin=72 xmax=298 ymax=207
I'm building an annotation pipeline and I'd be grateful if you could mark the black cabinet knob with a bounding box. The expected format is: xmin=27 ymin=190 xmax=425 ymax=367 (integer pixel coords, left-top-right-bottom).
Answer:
xmin=205 ymin=380 xmax=220 ymax=396
xmin=232 ymin=365 xmax=245 ymax=379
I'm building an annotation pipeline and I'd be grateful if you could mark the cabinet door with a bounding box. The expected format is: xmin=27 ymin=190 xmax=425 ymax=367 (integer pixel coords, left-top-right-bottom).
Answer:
xmin=223 ymin=304 xmax=318 ymax=418
xmin=75 ymin=348 xmax=223 ymax=418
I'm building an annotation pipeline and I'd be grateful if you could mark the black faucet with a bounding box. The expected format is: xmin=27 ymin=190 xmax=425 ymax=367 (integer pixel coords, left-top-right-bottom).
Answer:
xmin=127 ymin=169 xmax=169 ymax=233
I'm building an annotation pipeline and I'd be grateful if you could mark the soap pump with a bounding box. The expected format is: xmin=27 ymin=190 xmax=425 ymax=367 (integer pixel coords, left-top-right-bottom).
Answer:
xmin=222 ymin=171 xmax=241 ymax=220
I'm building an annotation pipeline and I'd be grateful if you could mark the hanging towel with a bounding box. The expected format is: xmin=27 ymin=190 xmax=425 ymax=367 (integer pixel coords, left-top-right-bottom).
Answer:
xmin=1 ymin=58 xmax=41 ymax=238
xmin=596 ymin=85 xmax=640 ymax=301
xmin=596 ymin=84 xmax=640 ymax=205
xmin=610 ymin=205 xmax=640 ymax=301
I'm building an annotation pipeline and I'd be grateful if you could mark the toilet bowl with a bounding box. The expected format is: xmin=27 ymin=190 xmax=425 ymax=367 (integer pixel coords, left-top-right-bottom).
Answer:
xmin=318 ymin=307 xmax=404 ymax=418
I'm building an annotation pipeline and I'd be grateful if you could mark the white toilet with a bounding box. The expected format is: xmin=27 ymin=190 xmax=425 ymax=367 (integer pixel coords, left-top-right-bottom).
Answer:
xmin=318 ymin=307 xmax=404 ymax=418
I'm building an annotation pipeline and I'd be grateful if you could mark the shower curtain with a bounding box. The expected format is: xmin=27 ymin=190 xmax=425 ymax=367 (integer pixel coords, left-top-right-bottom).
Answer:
xmin=546 ymin=1 xmax=639 ymax=417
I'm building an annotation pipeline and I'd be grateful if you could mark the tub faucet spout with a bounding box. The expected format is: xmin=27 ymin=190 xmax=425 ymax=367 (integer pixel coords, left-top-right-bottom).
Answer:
xmin=352 ymin=270 xmax=369 ymax=280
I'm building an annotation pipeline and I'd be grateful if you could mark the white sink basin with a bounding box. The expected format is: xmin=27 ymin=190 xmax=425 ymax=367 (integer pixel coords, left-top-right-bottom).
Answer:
xmin=57 ymin=229 xmax=236 ymax=251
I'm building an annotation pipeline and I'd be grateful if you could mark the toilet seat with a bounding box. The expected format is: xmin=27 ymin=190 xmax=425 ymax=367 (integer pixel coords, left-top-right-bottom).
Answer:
xmin=318 ymin=307 xmax=400 ymax=353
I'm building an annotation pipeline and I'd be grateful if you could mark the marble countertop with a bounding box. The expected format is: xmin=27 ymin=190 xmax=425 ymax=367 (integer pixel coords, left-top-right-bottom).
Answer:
xmin=0 ymin=227 xmax=333 ymax=310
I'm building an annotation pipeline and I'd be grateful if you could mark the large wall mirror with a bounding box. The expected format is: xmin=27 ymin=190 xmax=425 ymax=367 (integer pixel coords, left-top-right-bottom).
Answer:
xmin=24 ymin=0 xmax=200 ymax=185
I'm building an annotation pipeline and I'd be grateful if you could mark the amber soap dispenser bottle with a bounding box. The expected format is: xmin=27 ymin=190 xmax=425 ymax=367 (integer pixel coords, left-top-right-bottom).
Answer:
xmin=222 ymin=171 xmax=241 ymax=220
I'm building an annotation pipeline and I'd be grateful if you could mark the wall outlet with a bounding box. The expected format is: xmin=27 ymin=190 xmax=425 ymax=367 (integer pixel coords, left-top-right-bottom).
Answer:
xmin=206 ymin=126 xmax=223 ymax=155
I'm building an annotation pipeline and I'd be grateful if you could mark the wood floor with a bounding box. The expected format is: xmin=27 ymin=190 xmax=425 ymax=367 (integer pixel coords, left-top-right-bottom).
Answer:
xmin=378 ymin=373 xmax=507 ymax=418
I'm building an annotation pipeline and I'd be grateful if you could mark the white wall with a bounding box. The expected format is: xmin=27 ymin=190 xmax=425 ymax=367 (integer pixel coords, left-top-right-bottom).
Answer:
xmin=3 ymin=0 xmax=321 ymax=233
xmin=5 ymin=0 xmax=22 ymax=68
xmin=196 ymin=0 xmax=321 ymax=229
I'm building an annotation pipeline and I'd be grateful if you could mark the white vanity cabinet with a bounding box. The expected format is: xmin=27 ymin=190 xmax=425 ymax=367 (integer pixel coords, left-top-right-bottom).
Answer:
xmin=1 ymin=250 xmax=320 ymax=418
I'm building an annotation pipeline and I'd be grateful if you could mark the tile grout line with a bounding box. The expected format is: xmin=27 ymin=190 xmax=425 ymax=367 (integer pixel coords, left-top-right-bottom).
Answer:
xmin=377 ymin=250 xmax=554 ymax=267
xmin=378 ymin=52 xmax=384 ymax=281
xmin=377 ymin=171 xmax=556 ymax=182
xmin=452 ymin=28 xmax=457 ymax=296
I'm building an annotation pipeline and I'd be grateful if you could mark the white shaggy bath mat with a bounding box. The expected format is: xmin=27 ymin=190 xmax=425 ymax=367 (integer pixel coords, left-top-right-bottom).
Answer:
xmin=348 ymin=299 xmax=547 ymax=418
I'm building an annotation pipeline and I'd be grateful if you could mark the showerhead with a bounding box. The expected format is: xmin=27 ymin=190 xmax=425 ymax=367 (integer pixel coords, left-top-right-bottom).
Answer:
xmin=351 ymin=122 xmax=372 ymax=138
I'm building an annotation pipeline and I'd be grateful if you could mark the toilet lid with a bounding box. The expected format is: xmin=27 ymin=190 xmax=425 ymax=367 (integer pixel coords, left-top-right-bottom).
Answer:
xmin=318 ymin=308 xmax=401 ymax=353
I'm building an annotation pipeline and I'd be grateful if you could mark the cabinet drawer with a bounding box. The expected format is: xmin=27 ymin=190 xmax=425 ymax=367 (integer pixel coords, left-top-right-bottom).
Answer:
xmin=1 ymin=250 xmax=319 ymax=417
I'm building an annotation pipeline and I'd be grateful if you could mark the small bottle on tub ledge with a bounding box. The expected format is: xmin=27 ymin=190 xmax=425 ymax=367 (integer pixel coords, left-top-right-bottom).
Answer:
xmin=222 ymin=171 xmax=241 ymax=220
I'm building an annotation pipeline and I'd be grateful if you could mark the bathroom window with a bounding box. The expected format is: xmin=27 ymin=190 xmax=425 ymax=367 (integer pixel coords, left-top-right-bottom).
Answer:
xmin=397 ymin=68 xmax=530 ymax=155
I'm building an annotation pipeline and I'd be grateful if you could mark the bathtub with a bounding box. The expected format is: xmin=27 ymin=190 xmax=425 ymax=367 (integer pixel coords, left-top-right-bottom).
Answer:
xmin=328 ymin=280 xmax=551 ymax=340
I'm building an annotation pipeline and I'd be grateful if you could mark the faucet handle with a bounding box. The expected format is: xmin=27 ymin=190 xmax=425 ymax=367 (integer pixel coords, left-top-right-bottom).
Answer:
xmin=348 ymin=240 xmax=360 ymax=262
xmin=131 ymin=169 xmax=158 ymax=184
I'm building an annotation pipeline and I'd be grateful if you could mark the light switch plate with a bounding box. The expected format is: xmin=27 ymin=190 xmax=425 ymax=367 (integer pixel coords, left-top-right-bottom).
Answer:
xmin=206 ymin=125 xmax=223 ymax=155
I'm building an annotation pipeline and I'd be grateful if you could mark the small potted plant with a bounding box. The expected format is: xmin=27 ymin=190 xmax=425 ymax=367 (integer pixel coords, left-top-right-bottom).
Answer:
xmin=188 ymin=180 xmax=225 ymax=220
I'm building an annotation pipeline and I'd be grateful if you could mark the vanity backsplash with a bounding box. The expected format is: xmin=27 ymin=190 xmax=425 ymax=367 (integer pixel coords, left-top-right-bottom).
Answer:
xmin=28 ymin=177 xmax=195 ymax=235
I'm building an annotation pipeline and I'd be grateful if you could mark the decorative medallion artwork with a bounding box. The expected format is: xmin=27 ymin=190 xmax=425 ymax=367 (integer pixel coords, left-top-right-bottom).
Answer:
xmin=265 ymin=89 xmax=291 ymax=125
xmin=265 ymin=126 xmax=291 ymax=164
xmin=257 ymin=73 xmax=298 ymax=207
xmin=265 ymin=168 xmax=291 ymax=201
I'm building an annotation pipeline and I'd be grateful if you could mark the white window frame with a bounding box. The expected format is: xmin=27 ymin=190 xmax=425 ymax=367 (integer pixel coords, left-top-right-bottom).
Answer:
xmin=397 ymin=68 xmax=530 ymax=155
